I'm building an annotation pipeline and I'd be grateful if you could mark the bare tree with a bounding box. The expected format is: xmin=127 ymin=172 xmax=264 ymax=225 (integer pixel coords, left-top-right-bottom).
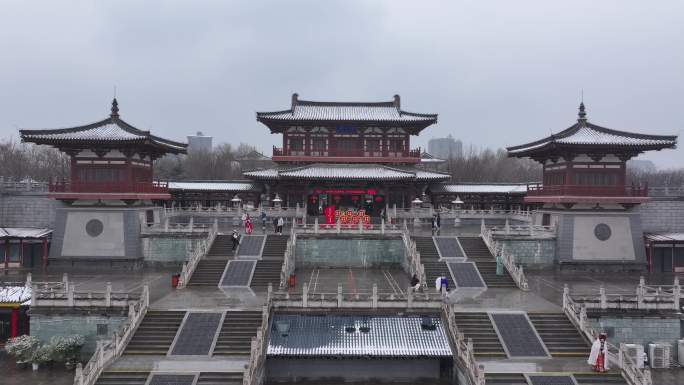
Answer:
xmin=0 ymin=139 xmax=69 ymax=182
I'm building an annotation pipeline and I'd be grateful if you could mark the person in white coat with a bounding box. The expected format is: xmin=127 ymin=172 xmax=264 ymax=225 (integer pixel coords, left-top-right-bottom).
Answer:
xmin=587 ymin=333 xmax=609 ymax=372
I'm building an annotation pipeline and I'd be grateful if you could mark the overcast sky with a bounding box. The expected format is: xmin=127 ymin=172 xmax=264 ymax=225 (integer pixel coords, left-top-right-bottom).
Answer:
xmin=1 ymin=1 xmax=682 ymax=168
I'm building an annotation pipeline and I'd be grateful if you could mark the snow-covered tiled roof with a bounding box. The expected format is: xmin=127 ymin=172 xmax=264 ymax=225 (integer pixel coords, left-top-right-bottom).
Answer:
xmin=167 ymin=181 xmax=260 ymax=191
xmin=420 ymin=151 xmax=445 ymax=163
xmin=507 ymin=104 xmax=677 ymax=156
xmin=415 ymin=170 xmax=452 ymax=181
xmin=20 ymin=99 xmax=187 ymax=153
xmin=430 ymin=184 xmax=528 ymax=194
xmin=645 ymin=232 xmax=684 ymax=242
xmin=280 ymin=164 xmax=414 ymax=181
xmin=0 ymin=228 xmax=52 ymax=238
xmin=244 ymin=164 xmax=450 ymax=182
xmin=242 ymin=168 xmax=281 ymax=180
xmin=0 ymin=285 xmax=31 ymax=305
xmin=267 ymin=314 xmax=451 ymax=357
xmin=257 ymin=94 xmax=437 ymax=131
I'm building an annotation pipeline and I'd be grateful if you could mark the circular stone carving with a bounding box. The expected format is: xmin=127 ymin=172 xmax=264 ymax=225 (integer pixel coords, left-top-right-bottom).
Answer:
xmin=594 ymin=223 xmax=612 ymax=241
xmin=85 ymin=219 xmax=104 ymax=237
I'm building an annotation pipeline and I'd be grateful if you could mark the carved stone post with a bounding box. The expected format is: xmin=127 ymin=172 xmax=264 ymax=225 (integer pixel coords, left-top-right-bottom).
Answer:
xmin=105 ymin=282 xmax=112 ymax=307
xmin=407 ymin=286 xmax=413 ymax=308
xmin=302 ymin=283 xmax=308 ymax=308
xmin=67 ymin=284 xmax=75 ymax=307
xmin=372 ymin=284 xmax=378 ymax=308
xmin=337 ymin=284 xmax=343 ymax=307
xmin=562 ymin=284 xmax=569 ymax=309
xmin=600 ymin=285 xmax=607 ymax=309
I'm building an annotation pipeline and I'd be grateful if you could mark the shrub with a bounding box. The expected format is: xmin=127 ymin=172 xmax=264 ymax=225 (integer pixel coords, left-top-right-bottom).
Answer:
xmin=4 ymin=335 xmax=40 ymax=362
xmin=31 ymin=344 xmax=54 ymax=364
xmin=50 ymin=334 xmax=85 ymax=363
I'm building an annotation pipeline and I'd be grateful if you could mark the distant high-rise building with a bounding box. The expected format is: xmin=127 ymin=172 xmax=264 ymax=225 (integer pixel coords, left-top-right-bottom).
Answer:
xmin=187 ymin=131 xmax=213 ymax=153
xmin=427 ymin=134 xmax=462 ymax=159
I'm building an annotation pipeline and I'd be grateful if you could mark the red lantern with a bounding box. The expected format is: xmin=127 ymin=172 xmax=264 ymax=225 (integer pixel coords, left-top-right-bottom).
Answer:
xmin=375 ymin=196 xmax=384 ymax=202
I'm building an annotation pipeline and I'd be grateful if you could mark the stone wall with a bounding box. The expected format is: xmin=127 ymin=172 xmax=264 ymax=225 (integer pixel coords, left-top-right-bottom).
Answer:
xmin=588 ymin=314 xmax=682 ymax=360
xmin=29 ymin=308 xmax=128 ymax=357
xmin=637 ymin=198 xmax=684 ymax=233
xmin=0 ymin=192 xmax=62 ymax=228
xmin=498 ymin=238 xmax=556 ymax=268
xmin=295 ymin=237 xmax=404 ymax=267
xmin=142 ymin=235 xmax=200 ymax=265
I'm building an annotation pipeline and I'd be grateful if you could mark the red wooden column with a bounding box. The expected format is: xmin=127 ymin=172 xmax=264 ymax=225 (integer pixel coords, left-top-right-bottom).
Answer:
xmin=10 ymin=306 xmax=19 ymax=337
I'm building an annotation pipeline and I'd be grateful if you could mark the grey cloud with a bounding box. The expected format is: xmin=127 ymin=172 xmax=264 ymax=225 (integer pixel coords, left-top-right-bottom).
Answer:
xmin=0 ymin=0 xmax=682 ymax=167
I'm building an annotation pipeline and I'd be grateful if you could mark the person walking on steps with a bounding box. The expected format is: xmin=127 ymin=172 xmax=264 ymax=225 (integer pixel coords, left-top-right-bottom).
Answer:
xmin=231 ymin=230 xmax=240 ymax=251
xmin=588 ymin=333 xmax=609 ymax=372
xmin=245 ymin=214 xmax=253 ymax=234
xmin=410 ymin=274 xmax=421 ymax=292
xmin=260 ymin=211 xmax=267 ymax=231
xmin=277 ymin=216 xmax=284 ymax=235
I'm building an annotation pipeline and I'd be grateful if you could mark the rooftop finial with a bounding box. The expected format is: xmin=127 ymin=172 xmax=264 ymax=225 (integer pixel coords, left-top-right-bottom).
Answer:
xmin=578 ymin=101 xmax=587 ymax=121
xmin=291 ymin=93 xmax=299 ymax=110
xmin=393 ymin=94 xmax=401 ymax=109
xmin=110 ymin=98 xmax=119 ymax=118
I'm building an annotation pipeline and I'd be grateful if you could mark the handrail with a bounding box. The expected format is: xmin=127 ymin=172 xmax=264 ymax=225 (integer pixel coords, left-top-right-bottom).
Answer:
xmin=562 ymin=286 xmax=652 ymax=385
xmin=400 ymin=221 xmax=426 ymax=289
xmin=480 ymin=226 xmax=529 ymax=291
xmin=176 ymin=220 xmax=219 ymax=289
xmin=270 ymin=283 xmax=444 ymax=308
xmin=441 ymin=304 xmax=485 ymax=385
xmin=567 ymin=277 xmax=681 ymax=311
xmin=74 ymin=285 xmax=150 ymax=385
xmin=279 ymin=230 xmax=297 ymax=289
xmin=243 ymin=301 xmax=272 ymax=385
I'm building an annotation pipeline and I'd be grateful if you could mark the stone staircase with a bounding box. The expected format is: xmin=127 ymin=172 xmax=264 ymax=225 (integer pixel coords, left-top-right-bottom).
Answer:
xmin=123 ymin=310 xmax=185 ymax=355
xmin=208 ymin=234 xmax=237 ymax=257
xmin=574 ymin=373 xmax=629 ymax=384
xmin=485 ymin=373 xmax=628 ymax=385
xmin=197 ymin=372 xmax=243 ymax=385
xmin=189 ymin=234 xmax=236 ymax=286
xmin=213 ymin=311 xmax=263 ymax=355
xmin=458 ymin=236 xmax=516 ymax=288
xmin=413 ymin=236 xmax=440 ymax=260
xmin=528 ymin=312 xmax=589 ymax=357
xmin=95 ymin=372 xmax=149 ymax=385
xmin=453 ymin=312 xmax=506 ymax=357
xmin=484 ymin=373 xmax=528 ymax=385
xmin=250 ymin=235 xmax=286 ymax=290
xmin=413 ymin=236 xmax=452 ymax=285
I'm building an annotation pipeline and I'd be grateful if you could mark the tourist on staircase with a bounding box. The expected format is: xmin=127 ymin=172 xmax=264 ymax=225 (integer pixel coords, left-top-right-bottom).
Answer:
xmin=245 ymin=214 xmax=253 ymax=234
xmin=410 ymin=274 xmax=421 ymax=292
xmin=231 ymin=230 xmax=240 ymax=251
xmin=588 ymin=333 xmax=609 ymax=372
xmin=260 ymin=211 xmax=267 ymax=231
xmin=277 ymin=217 xmax=284 ymax=235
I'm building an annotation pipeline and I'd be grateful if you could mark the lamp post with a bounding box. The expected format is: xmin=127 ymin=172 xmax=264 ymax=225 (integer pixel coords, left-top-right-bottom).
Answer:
xmin=272 ymin=193 xmax=283 ymax=209
xmin=411 ymin=197 xmax=423 ymax=226
xmin=452 ymin=196 xmax=464 ymax=227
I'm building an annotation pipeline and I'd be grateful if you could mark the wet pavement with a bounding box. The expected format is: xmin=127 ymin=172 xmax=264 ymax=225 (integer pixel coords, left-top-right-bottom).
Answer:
xmin=293 ymin=266 xmax=410 ymax=296
xmin=1 ymin=351 xmax=74 ymax=385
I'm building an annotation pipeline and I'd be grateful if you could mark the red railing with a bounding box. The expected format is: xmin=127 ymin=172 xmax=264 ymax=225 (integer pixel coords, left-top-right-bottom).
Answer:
xmin=526 ymin=183 xmax=648 ymax=197
xmin=272 ymin=146 xmax=422 ymax=158
xmin=49 ymin=180 xmax=169 ymax=194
